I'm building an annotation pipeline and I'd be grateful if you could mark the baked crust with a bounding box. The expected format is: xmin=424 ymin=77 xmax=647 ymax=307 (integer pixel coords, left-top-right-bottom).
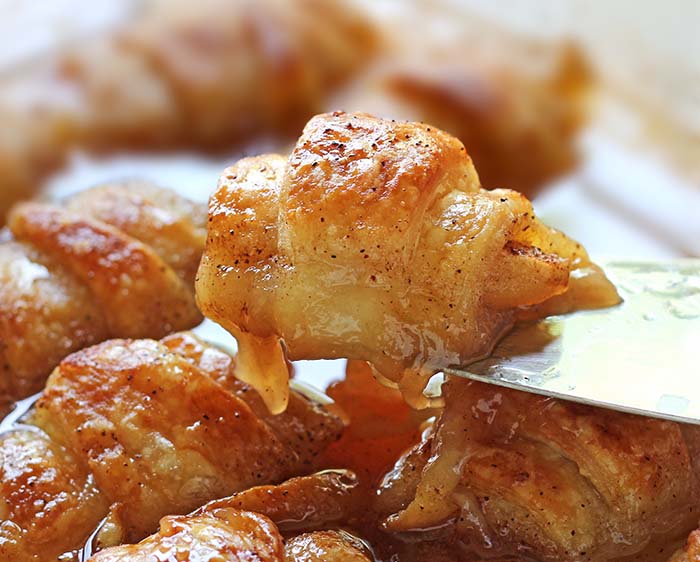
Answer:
xmin=377 ymin=378 xmax=700 ymax=561
xmin=0 ymin=333 xmax=341 ymax=560
xmin=89 ymin=471 xmax=366 ymax=561
xmin=0 ymin=183 xmax=204 ymax=411
xmin=196 ymin=111 xmax=619 ymax=412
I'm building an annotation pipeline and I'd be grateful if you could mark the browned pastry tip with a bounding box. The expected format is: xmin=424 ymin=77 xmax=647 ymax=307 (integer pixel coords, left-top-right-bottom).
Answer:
xmin=0 ymin=333 xmax=342 ymax=561
xmin=199 ymin=470 xmax=360 ymax=533
xmin=0 ymin=182 xmax=205 ymax=413
xmin=196 ymin=111 xmax=618 ymax=413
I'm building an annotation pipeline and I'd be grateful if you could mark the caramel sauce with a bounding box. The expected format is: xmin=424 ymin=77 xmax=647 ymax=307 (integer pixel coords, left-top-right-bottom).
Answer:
xmin=316 ymin=360 xmax=435 ymax=490
xmin=8 ymin=357 xmax=694 ymax=561
xmin=232 ymin=330 xmax=290 ymax=414
xmin=312 ymin=360 xmax=443 ymax=562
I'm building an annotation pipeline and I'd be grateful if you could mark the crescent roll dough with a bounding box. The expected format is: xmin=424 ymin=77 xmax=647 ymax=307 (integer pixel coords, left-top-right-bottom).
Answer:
xmin=375 ymin=378 xmax=700 ymax=561
xmin=0 ymin=183 xmax=205 ymax=412
xmin=0 ymin=333 xmax=341 ymax=561
xmin=88 ymin=471 xmax=370 ymax=561
xmin=196 ymin=112 xmax=618 ymax=412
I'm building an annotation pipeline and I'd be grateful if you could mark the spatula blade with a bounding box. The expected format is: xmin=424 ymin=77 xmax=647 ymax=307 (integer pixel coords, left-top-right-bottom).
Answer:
xmin=445 ymin=260 xmax=700 ymax=424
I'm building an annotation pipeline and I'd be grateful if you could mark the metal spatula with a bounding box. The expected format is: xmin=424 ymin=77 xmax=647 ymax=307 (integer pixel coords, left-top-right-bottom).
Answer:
xmin=445 ymin=260 xmax=700 ymax=424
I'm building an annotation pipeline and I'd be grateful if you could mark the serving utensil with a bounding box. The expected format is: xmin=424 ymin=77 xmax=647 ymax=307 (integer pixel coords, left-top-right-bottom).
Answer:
xmin=445 ymin=260 xmax=700 ymax=424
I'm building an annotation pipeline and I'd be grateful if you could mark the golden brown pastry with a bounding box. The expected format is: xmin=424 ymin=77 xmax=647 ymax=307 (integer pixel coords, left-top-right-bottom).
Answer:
xmin=0 ymin=183 xmax=204 ymax=412
xmin=90 ymin=522 xmax=374 ymax=562
xmin=89 ymin=510 xmax=286 ymax=562
xmin=376 ymin=377 xmax=700 ymax=562
xmin=88 ymin=471 xmax=367 ymax=561
xmin=196 ymin=111 xmax=619 ymax=412
xmin=90 ymin=518 xmax=522 ymax=562
xmin=284 ymin=531 xmax=373 ymax=562
xmin=0 ymin=0 xmax=375 ymax=222
xmin=127 ymin=0 xmax=375 ymax=149
xmin=670 ymin=530 xmax=700 ymax=562
xmin=86 ymin=468 xmax=530 ymax=561
xmin=199 ymin=470 xmax=359 ymax=534
xmin=0 ymin=333 xmax=342 ymax=561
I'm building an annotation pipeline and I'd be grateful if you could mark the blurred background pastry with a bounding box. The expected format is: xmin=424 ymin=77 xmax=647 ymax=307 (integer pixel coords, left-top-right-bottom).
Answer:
xmin=0 ymin=0 xmax=376 ymax=223
xmin=2 ymin=0 xmax=693 ymax=257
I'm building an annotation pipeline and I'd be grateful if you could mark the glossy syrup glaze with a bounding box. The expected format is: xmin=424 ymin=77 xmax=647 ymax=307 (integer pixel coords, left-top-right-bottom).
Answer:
xmin=18 ymin=345 xmax=698 ymax=561
xmin=0 ymin=332 xmax=343 ymax=561
xmin=376 ymin=377 xmax=700 ymax=562
xmin=195 ymin=111 xmax=620 ymax=413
